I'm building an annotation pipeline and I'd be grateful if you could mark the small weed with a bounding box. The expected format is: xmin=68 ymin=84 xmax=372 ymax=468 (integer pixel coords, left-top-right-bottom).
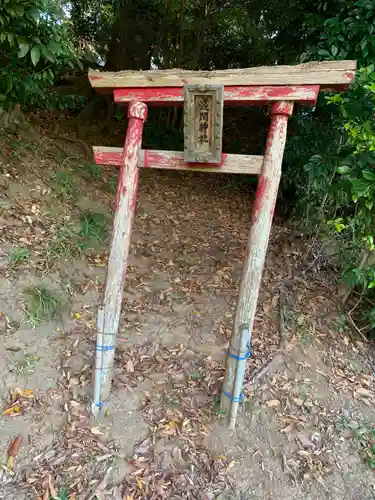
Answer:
xmin=50 ymin=486 xmax=69 ymax=500
xmin=340 ymin=413 xmax=350 ymax=429
xmin=81 ymin=162 xmax=102 ymax=179
xmin=211 ymin=395 xmax=227 ymax=417
xmin=336 ymin=312 xmax=346 ymax=333
xmin=12 ymin=353 xmax=40 ymax=376
xmin=355 ymin=422 xmax=375 ymax=470
xmin=296 ymin=314 xmax=312 ymax=345
xmin=24 ymin=286 xmax=65 ymax=327
xmin=165 ymin=393 xmax=180 ymax=408
xmin=46 ymin=224 xmax=79 ymax=261
xmin=105 ymin=176 xmax=118 ymax=194
xmin=299 ymin=387 xmax=308 ymax=403
xmin=52 ymin=170 xmax=75 ymax=199
xmin=9 ymin=246 xmax=29 ymax=263
xmin=245 ymin=398 xmax=260 ymax=417
xmin=78 ymin=211 xmax=108 ymax=243
xmin=8 ymin=140 xmax=22 ymax=159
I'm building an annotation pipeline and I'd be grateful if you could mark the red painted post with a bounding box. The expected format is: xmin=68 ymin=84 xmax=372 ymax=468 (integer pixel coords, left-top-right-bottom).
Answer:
xmin=92 ymin=101 xmax=148 ymax=414
xmin=221 ymin=101 xmax=294 ymax=422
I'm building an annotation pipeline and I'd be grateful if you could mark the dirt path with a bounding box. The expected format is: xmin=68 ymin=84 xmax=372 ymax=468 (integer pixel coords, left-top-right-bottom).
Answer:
xmin=0 ymin=117 xmax=374 ymax=499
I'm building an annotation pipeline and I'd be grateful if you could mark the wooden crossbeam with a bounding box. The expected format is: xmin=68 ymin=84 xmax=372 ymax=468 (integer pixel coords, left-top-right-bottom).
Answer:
xmin=113 ymin=85 xmax=320 ymax=106
xmin=93 ymin=147 xmax=262 ymax=174
xmin=89 ymin=61 xmax=356 ymax=91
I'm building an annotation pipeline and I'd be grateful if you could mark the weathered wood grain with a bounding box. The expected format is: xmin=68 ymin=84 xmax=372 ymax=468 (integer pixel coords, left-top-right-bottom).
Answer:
xmin=184 ymin=84 xmax=224 ymax=163
xmin=221 ymin=101 xmax=294 ymax=417
xmin=93 ymin=147 xmax=263 ymax=174
xmin=114 ymin=85 xmax=320 ymax=105
xmin=89 ymin=61 xmax=356 ymax=91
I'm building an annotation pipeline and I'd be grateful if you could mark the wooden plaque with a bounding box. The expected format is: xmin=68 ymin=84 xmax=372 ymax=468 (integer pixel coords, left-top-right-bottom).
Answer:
xmin=184 ymin=84 xmax=224 ymax=164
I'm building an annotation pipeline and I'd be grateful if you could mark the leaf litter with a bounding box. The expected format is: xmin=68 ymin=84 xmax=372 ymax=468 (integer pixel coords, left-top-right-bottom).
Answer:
xmin=116 ymin=344 xmax=233 ymax=498
xmin=1 ymin=115 xmax=375 ymax=499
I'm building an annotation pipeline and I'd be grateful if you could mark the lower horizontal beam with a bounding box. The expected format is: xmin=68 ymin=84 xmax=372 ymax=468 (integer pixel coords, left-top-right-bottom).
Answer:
xmin=113 ymin=85 xmax=319 ymax=106
xmin=93 ymin=147 xmax=262 ymax=175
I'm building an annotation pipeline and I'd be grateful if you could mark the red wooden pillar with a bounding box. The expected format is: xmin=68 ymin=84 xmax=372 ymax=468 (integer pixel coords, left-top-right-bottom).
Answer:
xmin=221 ymin=101 xmax=294 ymax=419
xmin=92 ymin=101 xmax=148 ymax=414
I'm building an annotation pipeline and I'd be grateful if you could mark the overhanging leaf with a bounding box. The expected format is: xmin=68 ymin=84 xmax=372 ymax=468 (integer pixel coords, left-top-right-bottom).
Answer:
xmin=30 ymin=46 xmax=40 ymax=66
xmin=18 ymin=42 xmax=29 ymax=58
xmin=363 ymin=170 xmax=375 ymax=181
xmin=42 ymin=46 xmax=55 ymax=63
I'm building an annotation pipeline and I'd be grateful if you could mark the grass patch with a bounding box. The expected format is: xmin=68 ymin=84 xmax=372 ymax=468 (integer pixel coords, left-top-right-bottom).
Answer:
xmin=355 ymin=422 xmax=375 ymax=470
xmin=9 ymin=246 xmax=29 ymax=264
xmin=46 ymin=224 xmax=79 ymax=261
xmin=105 ymin=176 xmax=118 ymax=194
xmin=45 ymin=212 xmax=108 ymax=264
xmin=339 ymin=414 xmax=375 ymax=470
xmin=52 ymin=170 xmax=75 ymax=199
xmin=211 ymin=394 xmax=227 ymax=417
xmin=80 ymin=162 xmax=102 ymax=179
xmin=50 ymin=487 xmax=69 ymax=500
xmin=12 ymin=353 xmax=40 ymax=376
xmin=24 ymin=286 xmax=65 ymax=327
xmin=78 ymin=211 xmax=108 ymax=245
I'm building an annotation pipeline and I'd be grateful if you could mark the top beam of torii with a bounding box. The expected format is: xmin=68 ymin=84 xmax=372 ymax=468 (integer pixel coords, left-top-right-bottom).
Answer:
xmin=89 ymin=60 xmax=356 ymax=92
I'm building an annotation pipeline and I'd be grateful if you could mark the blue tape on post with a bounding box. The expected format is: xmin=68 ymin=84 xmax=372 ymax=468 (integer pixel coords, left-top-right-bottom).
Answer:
xmin=223 ymin=391 xmax=245 ymax=403
xmin=228 ymin=343 xmax=251 ymax=361
xmin=95 ymin=397 xmax=109 ymax=408
xmin=96 ymin=345 xmax=115 ymax=352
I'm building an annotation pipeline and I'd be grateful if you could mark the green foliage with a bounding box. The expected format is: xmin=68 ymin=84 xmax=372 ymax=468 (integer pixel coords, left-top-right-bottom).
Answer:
xmin=52 ymin=170 xmax=75 ymax=199
xmin=24 ymin=285 xmax=65 ymax=327
xmin=12 ymin=353 xmax=39 ymax=376
xmin=355 ymin=422 xmax=375 ymax=470
xmin=79 ymin=162 xmax=102 ymax=180
xmin=9 ymin=246 xmax=29 ymax=263
xmin=283 ymin=0 xmax=375 ymax=333
xmin=78 ymin=211 xmax=108 ymax=245
xmin=50 ymin=486 xmax=69 ymax=500
xmin=306 ymin=0 xmax=375 ymax=67
xmin=46 ymin=92 xmax=86 ymax=112
xmin=46 ymin=212 xmax=108 ymax=264
xmin=46 ymin=224 xmax=80 ymax=261
xmin=0 ymin=0 xmax=77 ymax=108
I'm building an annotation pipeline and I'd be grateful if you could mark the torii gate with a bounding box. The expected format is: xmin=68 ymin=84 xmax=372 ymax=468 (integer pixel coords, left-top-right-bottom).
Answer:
xmin=88 ymin=61 xmax=356 ymax=427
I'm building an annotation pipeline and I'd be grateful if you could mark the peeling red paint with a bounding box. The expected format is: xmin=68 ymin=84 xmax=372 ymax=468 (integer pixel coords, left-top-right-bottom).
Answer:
xmin=98 ymin=100 xmax=147 ymax=402
xmin=95 ymin=149 xmax=256 ymax=173
xmin=222 ymin=101 xmax=294 ymax=412
xmin=252 ymin=176 xmax=268 ymax=224
xmin=271 ymin=101 xmax=294 ymax=116
xmin=113 ymin=85 xmax=319 ymax=107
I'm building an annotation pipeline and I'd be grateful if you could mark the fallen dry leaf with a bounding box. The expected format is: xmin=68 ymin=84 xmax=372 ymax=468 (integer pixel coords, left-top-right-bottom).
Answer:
xmin=48 ymin=475 xmax=58 ymax=497
xmin=137 ymin=477 xmax=143 ymax=490
xmin=126 ymin=360 xmax=135 ymax=373
xmin=298 ymin=433 xmax=315 ymax=448
xmin=3 ymin=389 xmax=36 ymax=417
xmin=355 ymin=387 xmax=373 ymax=398
xmin=293 ymin=397 xmax=304 ymax=407
xmin=266 ymin=399 xmax=281 ymax=408
xmin=3 ymin=405 xmax=21 ymax=416
xmin=90 ymin=426 xmax=103 ymax=436
xmin=8 ymin=436 xmax=23 ymax=457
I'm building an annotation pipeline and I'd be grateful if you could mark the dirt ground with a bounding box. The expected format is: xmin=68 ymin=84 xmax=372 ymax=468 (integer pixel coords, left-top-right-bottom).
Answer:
xmin=0 ymin=113 xmax=374 ymax=499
